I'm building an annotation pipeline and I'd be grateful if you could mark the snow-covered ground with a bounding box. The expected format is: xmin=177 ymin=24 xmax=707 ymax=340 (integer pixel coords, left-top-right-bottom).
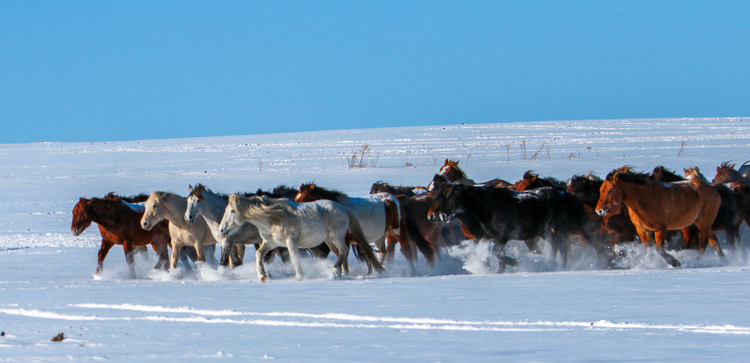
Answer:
xmin=2 ymin=117 xmax=750 ymax=362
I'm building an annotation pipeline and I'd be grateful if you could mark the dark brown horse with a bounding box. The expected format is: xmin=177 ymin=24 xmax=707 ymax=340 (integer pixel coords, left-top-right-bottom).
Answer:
xmin=428 ymin=174 xmax=612 ymax=271
xmin=596 ymin=168 xmax=725 ymax=267
xmin=71 ymin=195 xmax=172 ymax=277
xmin=370 ymin=181 xmax=428 ymax=199
xmin=713 ymin=161 xmax=750 ymax=186
xmin=566 ymin=173 xmax=637 ymax=246
xmin=296 ymin=183 xmax=434 ymax=274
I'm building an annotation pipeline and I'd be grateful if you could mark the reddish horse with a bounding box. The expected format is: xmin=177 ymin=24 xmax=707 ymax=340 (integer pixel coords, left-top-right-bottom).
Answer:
xmin=596 ymin=168 xmax=726 ymax=267
xmin=71 ymin=194 xmax=172 ymax=277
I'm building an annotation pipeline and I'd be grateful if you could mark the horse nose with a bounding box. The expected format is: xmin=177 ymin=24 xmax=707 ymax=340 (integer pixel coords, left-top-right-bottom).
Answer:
xmin=596 ymin=209 xmax=605 ymax=216
xmin=427 ymin=214 xmax=437 ymax=223
xmin=186 ymin=214 xmax=194 ymax=223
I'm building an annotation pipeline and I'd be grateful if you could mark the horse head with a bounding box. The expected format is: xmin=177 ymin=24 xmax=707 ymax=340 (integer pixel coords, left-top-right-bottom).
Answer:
xmin=219 ymin=193 xmax=245 ymax=236
xmin=295 ymin=183 xmax=320 ymax=203
xmin=515 ymin=171 xmax=539 ymax=192
xmin=427 ymin=183 xmax=462 ymax=223
xmin=684 ymin=167 xmax=710 ymax=184
xmin=566 ymin=173 xmax=602 ymax=206
xmin=71 ymin=197 xmax=93 ymax=236
xmin=185 ymin=184 xmax=207 ymax=224
xmin=713 ymin=161 xmax=739 ymax=184
xmin=652 ymin=166 xmax=683 ymax=182
xmin=141 ymin=191 xmax=167 ymax=230
xmin=596 ymin=171 xmax=625 ymax=216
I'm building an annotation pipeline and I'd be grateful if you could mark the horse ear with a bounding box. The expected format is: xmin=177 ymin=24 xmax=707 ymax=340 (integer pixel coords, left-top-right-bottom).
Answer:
xmin=189 ymin=185 xmax=194 ymax=192
xmin=612 ymin=172 xmax=620 ymax=181
xmin=531 ymin=175 xmax=538 ymax=182
xmin=717 ymin=166 xmax=722 ymax=173
xmin=79 ymin=197 xmax=87 ymax=203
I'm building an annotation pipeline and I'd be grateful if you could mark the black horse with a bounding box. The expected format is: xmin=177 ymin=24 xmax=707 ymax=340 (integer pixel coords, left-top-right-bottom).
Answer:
xmin=427 ymin=174 xmax=612 ymax=271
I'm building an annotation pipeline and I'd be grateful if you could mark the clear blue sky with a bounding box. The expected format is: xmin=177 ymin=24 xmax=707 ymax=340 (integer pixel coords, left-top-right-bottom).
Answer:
xmin=2 ymin=1 xmax=749 ymax=144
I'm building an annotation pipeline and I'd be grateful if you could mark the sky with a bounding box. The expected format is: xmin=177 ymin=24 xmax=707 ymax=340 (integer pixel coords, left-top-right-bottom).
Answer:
xmin=1 ymin=1 xmax=749 ymax=144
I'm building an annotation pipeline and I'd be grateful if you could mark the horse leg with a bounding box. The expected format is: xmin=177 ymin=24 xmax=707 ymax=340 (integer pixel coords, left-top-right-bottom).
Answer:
xmin=284 ymin=238 xmax=304 ymax=281
xmin=204 ymin=243 xmax=218 ymax=266
xmin=492 ymin=242 xmax=515 ymax=273
xmin=194 ymin=239 xmax=206 ymax=263
xmin=329 ymin=238 xmax=349 ymax=278
xmin=136 ymin=246 xmax=150 ymax=261
xmin=255 ymin=241 xmax=274 ymax=282
xmin=703 ymin=229 xmax=727 ymax=264
xmin=229 ymin=243 xmax=245 ymax=268
xmin=654 ymin=230 xmax=681 ymax=268
xmin=96 ymin=240 xmax=115 ymax=275
xmin=220 ymin=239 xmax=235 ymax=267
xmin=152 ymin=240 xmax=170 ymax=270
xmin=170 ymin=240 xmax=185 ymax=269
xmin=122 ymin=241 xmax=136 ymax=279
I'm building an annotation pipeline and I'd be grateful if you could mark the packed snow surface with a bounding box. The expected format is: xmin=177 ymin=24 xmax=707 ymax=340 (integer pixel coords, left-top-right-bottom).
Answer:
xmin=2 ymin=117 xmax=750 ymax=362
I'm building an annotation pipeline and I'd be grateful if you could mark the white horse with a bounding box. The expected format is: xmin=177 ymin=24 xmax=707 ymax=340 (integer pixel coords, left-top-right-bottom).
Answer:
xmin=185 ymin=184 xmax=266 ymax=267
xmin=295 ymin=183 xmax=434 ymax=274
xmin=219 ymin=194 xmax=385 ymax=282
xmin=141 ymin=191 xmax=219 ymax=269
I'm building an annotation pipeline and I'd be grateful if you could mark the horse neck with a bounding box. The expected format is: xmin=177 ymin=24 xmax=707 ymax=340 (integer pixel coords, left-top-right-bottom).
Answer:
xmin=200 ymin=191 xmax=228 ymax=224
xmin=615 ymin=180 xmax=654 ymax=213
xmin=160 ymin=193 xmax=189 ymax=227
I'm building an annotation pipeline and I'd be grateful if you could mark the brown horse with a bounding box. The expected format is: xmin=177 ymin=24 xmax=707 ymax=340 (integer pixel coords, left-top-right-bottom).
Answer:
xmin=71 ymin=195 xmax=172 ymax=277
xmin=514 ymin=170 xmax=567 ymax=192
xmin=296 ymin=183 xmax=434 ymax=274
xmin=713 ymin=161 xmax=750 ymax=186
xmin=427 ymin=159 xmax=512 ymax=190
xmin=652 ymin=166 xmax=744 ymax=250
xmin=596 ymin=168 xmax=725 ymax=267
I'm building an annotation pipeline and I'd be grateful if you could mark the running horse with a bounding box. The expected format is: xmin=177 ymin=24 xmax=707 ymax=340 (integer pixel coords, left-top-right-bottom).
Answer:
xmin=596 ymin=167 xmax=726 ymax=267
xmin=296 ymin=183 xmax=434 ymax=275
xmin=219 ymin=194 xmax=385 ymax=281
xmin=428 ymin=174 xmax=610 ymax=271
xmin=71 ymin=194 xmax=171 ymax=277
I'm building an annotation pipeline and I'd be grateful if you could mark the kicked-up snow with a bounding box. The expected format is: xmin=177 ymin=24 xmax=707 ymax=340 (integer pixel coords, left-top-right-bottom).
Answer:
xmin=1 ymin=117 xmax=750 ymax=361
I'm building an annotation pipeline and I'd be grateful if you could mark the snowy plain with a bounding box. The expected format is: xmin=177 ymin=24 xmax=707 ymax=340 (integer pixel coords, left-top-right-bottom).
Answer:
xmin=2 ymin=117 xmax=750 ymax=362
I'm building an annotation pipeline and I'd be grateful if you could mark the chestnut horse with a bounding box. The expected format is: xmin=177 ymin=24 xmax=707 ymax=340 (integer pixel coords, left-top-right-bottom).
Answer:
xmin=652 ymin=166 xmax=744 ymax=250
xmin=71 ymin=194 xmax=171 ymax=277
xmin=596 ymin=168 xmax=725 ymax=267
xmin=427 ymin=159 xmax=512 ymax=190
xmin=296 ymin=183 xmax=434 ymax=274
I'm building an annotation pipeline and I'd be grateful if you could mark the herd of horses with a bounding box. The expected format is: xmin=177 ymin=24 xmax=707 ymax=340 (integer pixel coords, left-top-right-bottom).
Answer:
xmin=70 ymin=159 xmax=750 ymax=281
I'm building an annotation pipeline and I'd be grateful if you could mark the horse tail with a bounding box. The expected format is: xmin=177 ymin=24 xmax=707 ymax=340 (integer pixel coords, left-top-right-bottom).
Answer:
xmin=345 ymin=208 xmax=385 ymax=274
xmin=403 ymin=205 xmax=436 ymax=266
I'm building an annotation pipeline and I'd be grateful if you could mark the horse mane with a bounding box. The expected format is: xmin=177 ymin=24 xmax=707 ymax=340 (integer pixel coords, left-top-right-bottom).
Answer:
xmin=271 ymin=185 xmax=298 ymax=199
xmin=105 ymin=192 xmax=149 ymax=203
xmin=230 ymin=194 xmax=293 ymax=224
xmin=684 ymin=167 xmax=710 ymax=183
xmin=651 ymin=166 xmax=684 ymax=182
xmin=443 ymin=159 xmax=467 ymax=179
xmin=606 ymin=168 xmax=651 ymax=185
xmin=88 ymin=197 xmax=138 ymax=226
xmin=299 ymin=183 xmax=346 ymax=201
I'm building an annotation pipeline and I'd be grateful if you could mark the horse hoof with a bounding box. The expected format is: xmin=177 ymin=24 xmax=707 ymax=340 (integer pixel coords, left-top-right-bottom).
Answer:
xmin=260 ymin=276 xmax=267 ymax=283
